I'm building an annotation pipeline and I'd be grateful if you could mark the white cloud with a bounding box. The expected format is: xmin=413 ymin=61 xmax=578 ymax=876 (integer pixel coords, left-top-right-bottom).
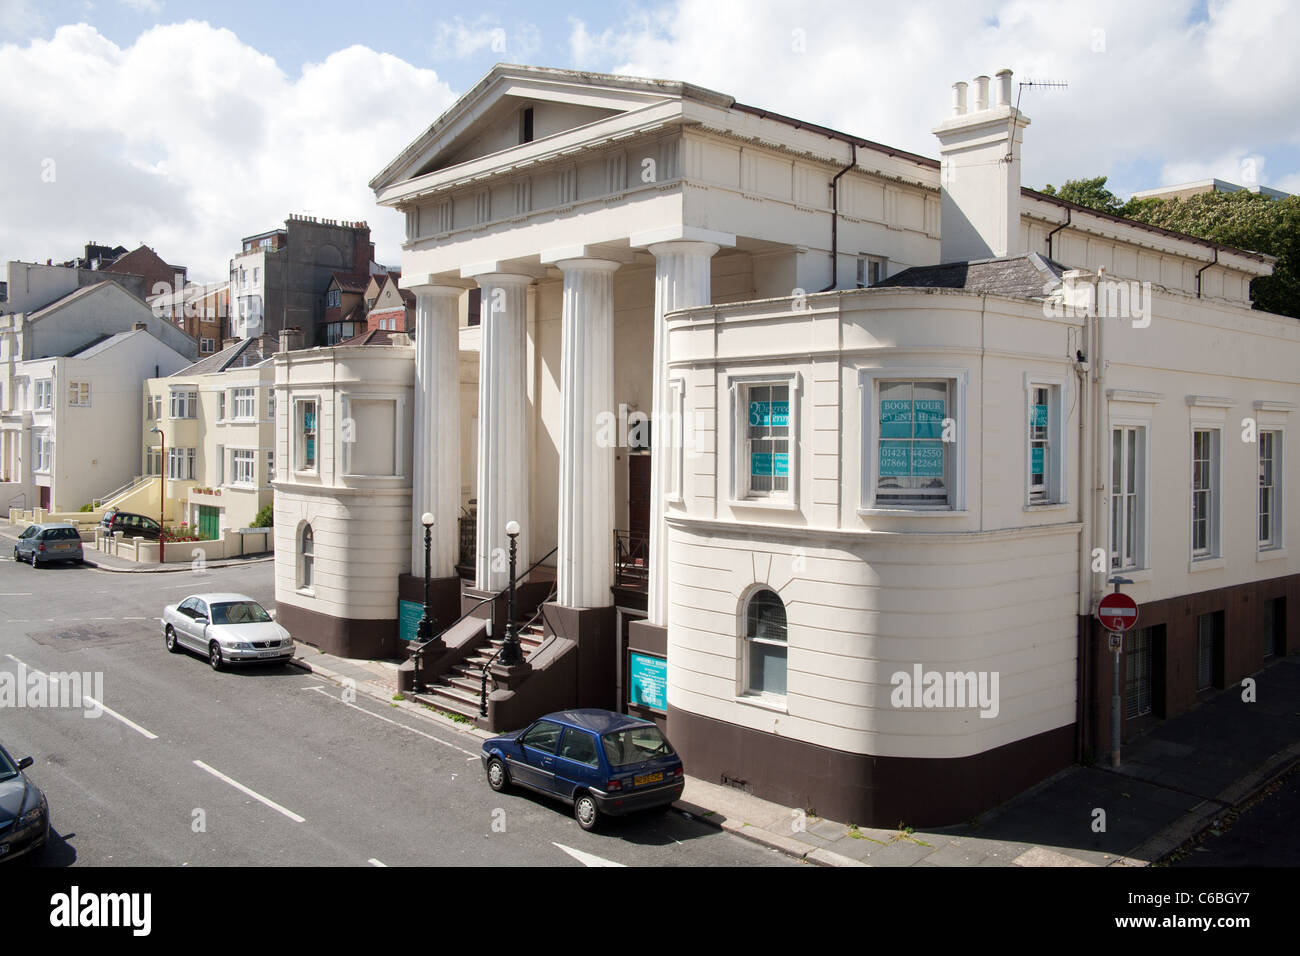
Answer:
xmin=0 ymin=22 xmax=458 ymax=280
xmin=432 ymin=15 xmax=541 ymax=63
xmin=568 ymin=0 xmax=1300 ymax=197
xmin=117 ymin=0 xmax=162 ymax=14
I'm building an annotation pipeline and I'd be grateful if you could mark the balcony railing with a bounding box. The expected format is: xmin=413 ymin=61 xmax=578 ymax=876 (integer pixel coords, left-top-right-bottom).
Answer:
xmin=614 ymin=530 xmax=649 ymax=590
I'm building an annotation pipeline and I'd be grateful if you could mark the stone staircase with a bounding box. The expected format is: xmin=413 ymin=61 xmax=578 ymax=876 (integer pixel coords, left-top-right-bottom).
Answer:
xmin=413 ymin=619 xmax=547 ymax=721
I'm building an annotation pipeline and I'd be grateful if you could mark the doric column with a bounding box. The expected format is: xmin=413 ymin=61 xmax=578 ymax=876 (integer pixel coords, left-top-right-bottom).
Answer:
xmin=473 ymin=273 xmax=532 ymax=591
xmin=555 ymin=258 xmax=620 ymax=608
xmin=646 ymin=240 xmax=719 ymax=626
xmin=407 ymin=280 xmax=463 ymax=578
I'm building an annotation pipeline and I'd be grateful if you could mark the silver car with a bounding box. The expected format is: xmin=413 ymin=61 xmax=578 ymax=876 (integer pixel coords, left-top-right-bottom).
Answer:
xmin=161 ymin=592 xmax=295 ymax=671
xmin=13 ymin=522 xmax=84 ymax=567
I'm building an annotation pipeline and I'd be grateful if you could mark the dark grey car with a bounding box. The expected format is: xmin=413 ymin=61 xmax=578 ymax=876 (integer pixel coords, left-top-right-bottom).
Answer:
xmin=0 ymin=744 xmax=49 ymax=862
xmin=13 ymin=523 xmax=84 ymax=567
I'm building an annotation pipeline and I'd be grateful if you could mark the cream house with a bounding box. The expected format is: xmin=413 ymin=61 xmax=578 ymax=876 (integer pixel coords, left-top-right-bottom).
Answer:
xmin=318 ymin=63 xmax=1300 ymax=825
xmin=139 ymin=337 xmax=276 ymax=536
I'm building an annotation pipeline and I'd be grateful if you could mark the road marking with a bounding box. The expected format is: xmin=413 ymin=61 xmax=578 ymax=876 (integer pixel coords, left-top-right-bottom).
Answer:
xmin=4 ymin=654 xmax=159 ymax=739
xmin=0 ymin=592 xmax=33 ymax=596
xmin=368 ymin=858 xmax=387 ymax=867
xmin=306 ymin=685 xmax=479 ymax=758
xmin=123 ymin=617 xmax=147 ymax=621
xmin=553 ymin=842 xmax=626 ymax=867
xmin=193 ymin=760 xmax=306 ymax=823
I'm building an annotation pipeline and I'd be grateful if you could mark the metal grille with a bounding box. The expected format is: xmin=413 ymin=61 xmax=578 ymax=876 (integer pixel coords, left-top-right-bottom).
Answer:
xmin=1125 ymin=628 xmax=1152 ymax=718
xmin=1196 ymin=614 xmax=1215 ymax=690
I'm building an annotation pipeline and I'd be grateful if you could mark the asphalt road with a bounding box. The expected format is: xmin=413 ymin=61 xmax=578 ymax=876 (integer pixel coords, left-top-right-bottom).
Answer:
xmin=1169 ymin=765 xmax=1300 ymax=868
xmin=0 ymin=550 xmax=799 ymax=868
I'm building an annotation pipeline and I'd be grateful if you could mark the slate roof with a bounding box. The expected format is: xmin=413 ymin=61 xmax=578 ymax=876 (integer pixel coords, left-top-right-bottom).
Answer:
xmin=873 ymin=253 xmax=1066 ymax=300
xmin=337 ymin=328 xmax=410 ymax=347
xmin=172 ymin=335 xmax=275 ymax=376
xmin=331 ymin=271 xmax=372 ymax=293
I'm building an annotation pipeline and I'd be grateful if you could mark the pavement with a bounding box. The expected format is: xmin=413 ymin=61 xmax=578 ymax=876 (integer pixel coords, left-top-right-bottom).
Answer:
xmin=293 ymin=643 xmax=1300 ymax=868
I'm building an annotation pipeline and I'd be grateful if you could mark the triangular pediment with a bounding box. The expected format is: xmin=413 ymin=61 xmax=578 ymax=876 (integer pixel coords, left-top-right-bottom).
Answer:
xmin=371 ymin=64 xmax=730 ymax=192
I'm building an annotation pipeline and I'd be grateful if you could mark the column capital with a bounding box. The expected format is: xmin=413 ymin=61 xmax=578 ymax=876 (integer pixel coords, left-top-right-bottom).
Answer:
xmin=460 ymin=264 xmax=546 ymax=282
xmin=553 ymin=257 xmax=622 ymax=275
xmin=630 ymin=226 xmax=736 ymax=250
xmin=401 ymin=274 xmax=474 ymax=294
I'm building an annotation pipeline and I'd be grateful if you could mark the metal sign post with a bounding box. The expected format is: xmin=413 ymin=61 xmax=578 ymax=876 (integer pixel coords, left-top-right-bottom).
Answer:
xmin=1099 ymin=577 xmax=1136 ymax=768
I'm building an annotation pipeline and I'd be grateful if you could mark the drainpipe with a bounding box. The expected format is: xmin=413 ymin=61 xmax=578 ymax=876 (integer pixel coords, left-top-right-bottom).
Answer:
xmin=1074 ymin=310 xmax=1092 ymax=760
xmin=820 ymin=143 xmax=857 ymax=292
xmin=1195 ymin=249 xmax=1218 ymax=298
xmin=1092 ymin=270 xmax=1109 ymax=757
xmin=1046 ymin=208 xmax=1071 ymax=261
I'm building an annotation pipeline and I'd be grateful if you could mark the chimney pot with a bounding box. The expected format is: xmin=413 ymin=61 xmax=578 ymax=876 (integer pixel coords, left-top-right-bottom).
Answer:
xmin=995 ymin=69 xmax=1013 ymax=107
xmin=952 ymin=81 xmax=969 ymax=116
xmin=973 ymin=75 xmax=990 ymax=111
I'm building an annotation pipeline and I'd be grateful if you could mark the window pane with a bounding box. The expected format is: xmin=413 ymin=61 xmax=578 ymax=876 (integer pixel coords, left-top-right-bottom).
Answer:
xmin=749 ymin=643 xmax=787 ymax=696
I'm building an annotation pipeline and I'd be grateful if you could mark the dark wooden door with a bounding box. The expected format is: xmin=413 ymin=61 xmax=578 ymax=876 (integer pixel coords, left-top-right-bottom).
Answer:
xmin=628 ymin=454 xmax=651 ymax=537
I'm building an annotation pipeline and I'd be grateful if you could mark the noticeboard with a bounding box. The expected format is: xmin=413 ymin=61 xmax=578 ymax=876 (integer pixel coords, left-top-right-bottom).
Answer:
xmin=399 ymin=600 xmax=423 ymax=642
xmin=628 ymin=652 xmax=667 ymax=713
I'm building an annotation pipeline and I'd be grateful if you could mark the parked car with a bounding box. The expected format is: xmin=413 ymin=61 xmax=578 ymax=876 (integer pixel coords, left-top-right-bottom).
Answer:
xmin=481 ymin=709 xmax=684 ymax=831
xmin=99 ymin=509 xmax=162 ymax=540
xmin=12 ymin=523 xmax=83 ymax=567
xmin=161 ymin=592 xmax=295 ymax=670
xmin=0 ymin=743 xmax=49 ymax=862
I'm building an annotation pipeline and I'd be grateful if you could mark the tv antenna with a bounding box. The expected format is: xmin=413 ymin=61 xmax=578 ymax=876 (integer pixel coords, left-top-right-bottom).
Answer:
xmin=1005 ymin=79 xmax=1068 ymax=162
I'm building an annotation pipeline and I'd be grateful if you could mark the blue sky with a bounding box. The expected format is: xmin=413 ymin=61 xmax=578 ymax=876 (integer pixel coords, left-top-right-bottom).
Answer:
xmin=2 ymin=0 xmax=1297 ymax=280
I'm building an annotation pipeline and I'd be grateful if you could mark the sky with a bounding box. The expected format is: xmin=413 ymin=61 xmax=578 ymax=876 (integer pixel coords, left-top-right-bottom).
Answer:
xmin=2 ymin=0 xmax=1298 ymax=282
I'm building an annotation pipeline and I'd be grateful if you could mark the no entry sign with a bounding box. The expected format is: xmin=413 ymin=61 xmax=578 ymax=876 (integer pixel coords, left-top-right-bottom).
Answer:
xmin=1097 ymin=592 xmax=1139 ymax=632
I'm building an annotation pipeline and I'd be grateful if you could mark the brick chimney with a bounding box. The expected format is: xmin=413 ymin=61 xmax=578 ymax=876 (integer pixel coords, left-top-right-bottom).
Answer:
xmin=278 ymin=327 xmax=305 ymax=353
xmin=933 ymin=68 xmax=1029 ymax=262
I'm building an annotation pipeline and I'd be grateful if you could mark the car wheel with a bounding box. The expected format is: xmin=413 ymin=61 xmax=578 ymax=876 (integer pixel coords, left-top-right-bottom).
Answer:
xmin=574 ymin=793 xmax=600 ymax=832
xmin=486 ymin=757 xmax=510 ymax=793
xmin=208 ymin=641 xmax=223 ymax=671
xmin=165 ymin=626 xmax=180 ymax=654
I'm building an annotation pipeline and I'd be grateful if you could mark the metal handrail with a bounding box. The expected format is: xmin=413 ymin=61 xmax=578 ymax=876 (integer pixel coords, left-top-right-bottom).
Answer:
xmin=410 ymin=545 xmax=557 ymax=692
xmin=480 ymin=581 xmax=557 ymax=716
xmin=93 ymin=474 xmax=154 ymax=509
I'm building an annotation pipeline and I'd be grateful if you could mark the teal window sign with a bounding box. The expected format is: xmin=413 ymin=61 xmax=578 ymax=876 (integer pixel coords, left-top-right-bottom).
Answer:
xmin=751 ymin=451 xmax=789 ymax=478
xmin=1031 ymin=446 xmax=1045 ymax=474
xmin=399 ymin=599 xmax=423 ymax=642
xmin=914 ymin=399 xmax=946 ymax=439
xmin=913 ymin=442 xmax=944 ymax=477
xmin=749 ymin=400 xmax=789 ymax=428
xmin=1032 ymin=403 xmax=1048 ymax=429
xmin=880 ymin=441 xmax=911 ymax=477
xmin=881 ymin=397 xmax=945 ymax=438
xmin=628 ymin=653 xmax=667 ymax=712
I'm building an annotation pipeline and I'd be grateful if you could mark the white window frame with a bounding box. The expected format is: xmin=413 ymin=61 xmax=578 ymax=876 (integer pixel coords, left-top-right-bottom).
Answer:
xmin=33 ymin=429 xmax=51 ymax=473
xmin=737 ymin=586 xmax=789 ymax=708
xmin=294 ymin=398 xmax=320 ymax=474
xmin=35 ymin=379 xmax=52 ymax=410
xmin=168 ymin=447 xmax=196 ymax=481
xmin=1190 ymin=426 xmax=1222 ymax=562
xmin=266 ymin=449 xmax=275 ymax=484
xmin=859 ymin=367 xmax=968 ymax=514
xmin=169 ymin=389 xmax=198 ymax=419
xmin=728 ymin=372 xmax=800 ymax=510
xmin=200 ymin=337 xmax=215 ymax=353
xmin=856 ymin=256 xmax=888 ymax=288
xmin=215 ymin=444 xmax=225 ymax=485
xmin=233 ymin=387 xmax=256 ymax=421
xmin=1256 ymin=424 xmax=1286 ymax=557
xmin=68 ymin=381 xmax=91 ymax=407
xmin=666 ymin=377 xmax=685 ymax=505
xmin=298 ymin=523 xmax=314 ymax=592
xmin=230 ymin=448 xmax=256 ymax=487
xmin=217 ymin=391 xmax=227 ymax=421
xmin=1110 ymin=422 xmax=1149 ymax=572
xmin=1026 ymin=375 xmax=1067 ymax=507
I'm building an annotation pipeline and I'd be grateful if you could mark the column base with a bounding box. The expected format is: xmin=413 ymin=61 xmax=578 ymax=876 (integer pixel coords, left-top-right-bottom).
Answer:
xmin=544 ymin=603 xmax=616 ymax=711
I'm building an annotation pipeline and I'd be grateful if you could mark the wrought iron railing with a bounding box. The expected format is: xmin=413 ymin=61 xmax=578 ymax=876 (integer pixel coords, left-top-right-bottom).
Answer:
xmin=614 ymin=529 xmax=649 ymax=589
xmin=458 ymin=513 xmax=476 ymax=567
xmin=481 ymin=580 xmax=558 ymax=716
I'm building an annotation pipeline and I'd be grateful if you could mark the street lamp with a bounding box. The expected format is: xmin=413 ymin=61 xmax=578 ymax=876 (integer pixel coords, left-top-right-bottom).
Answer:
xmin=417 ymin=512 xmax=435 ymax=644
xmin=150 ymin=426 xmax=165 ymax=563
xmin=500 ymin=519 xmax=522 ymax=666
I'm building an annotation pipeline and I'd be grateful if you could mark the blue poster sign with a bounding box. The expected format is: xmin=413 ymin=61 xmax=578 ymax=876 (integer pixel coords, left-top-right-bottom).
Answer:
xmin=1032 ymin=404 xmax=1048 ymax=429
xmin=913 ymin=442 xmax=945 ymax=477
xmin=751 ymin=451 xmax=789 ymax=478
xmin=879 ymin=441 xmax=911 ymax=476
xmin=629 ymin=653 xmax=667 ymax=712
xmin=399 ymin=600 xmax=423 ymax=642
xmin=914 ymin=399 xmax=946 ymax=439
xmin=880 ymin=399 xmax=912 ymax=438
xmin=1031 ymin=446 xmax=1045 ymax=474
xmin=748 ymin=400 xmax=789 ymax=428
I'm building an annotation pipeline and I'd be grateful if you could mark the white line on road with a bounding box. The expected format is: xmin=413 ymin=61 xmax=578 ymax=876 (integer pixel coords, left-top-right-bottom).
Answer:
xmin=0 ymin=592 xmax=33 ymax=596
xmin=368 ymin=858 xmax=387 ymax=867
xmin=192 ymin=760 xmax=306 ymax=823
xmin=122 ymin=617 xmax=147 ymax=621
xmin=553 ymin=842 xmax=626 ymax=867
xmin=3 ymin=654 xmax=159 ymax=740
xmin=306 ymin=685 xmax=479 ymax=758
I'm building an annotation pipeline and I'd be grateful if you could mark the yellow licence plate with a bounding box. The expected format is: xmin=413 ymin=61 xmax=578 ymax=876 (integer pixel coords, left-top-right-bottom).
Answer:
xmin=634 ymin=772 xmax=663 ymax=787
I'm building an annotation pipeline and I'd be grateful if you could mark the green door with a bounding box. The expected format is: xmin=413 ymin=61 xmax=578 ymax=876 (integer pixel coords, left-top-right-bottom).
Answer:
xmin=198 ymin=506 xmax=220 ymax=540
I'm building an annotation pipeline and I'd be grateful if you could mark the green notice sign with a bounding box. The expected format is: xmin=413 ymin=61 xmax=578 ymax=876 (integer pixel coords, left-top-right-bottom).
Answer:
xmin=628 ymin=653 xmax=668 ymax=712
xmin=399 ymin=599 xmax=424 ymax=642
xmin=1032 ymin=404 xmax=1048 ymax=429
xmin=880 ymin=441 xmax=911 ymax=477
xmin=1032 ymin=446 xmax=1045 ymax=474
xmin=748 ymin=400 xmax=789 ymax=428
xmin=751 ymin=451 xmax=789 ymax=478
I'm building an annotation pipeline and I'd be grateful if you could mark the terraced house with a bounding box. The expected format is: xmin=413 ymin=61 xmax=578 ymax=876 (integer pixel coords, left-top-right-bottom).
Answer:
xmin=281 ymin=63 xmax=1297 ymax=826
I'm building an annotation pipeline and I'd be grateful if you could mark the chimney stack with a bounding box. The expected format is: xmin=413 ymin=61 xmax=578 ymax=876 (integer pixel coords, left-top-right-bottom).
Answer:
xmin=279 ymin=327 xmax=305 ymax=353
xmin=932 ymin=67 xmax=1030 ymax=263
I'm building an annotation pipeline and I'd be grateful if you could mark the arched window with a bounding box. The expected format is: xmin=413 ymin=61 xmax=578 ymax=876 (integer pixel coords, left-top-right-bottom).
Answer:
xmin=299 ymin=523 xmax=314 ymax=590
xmin=745 ymin=588 xmax=787 ymax=697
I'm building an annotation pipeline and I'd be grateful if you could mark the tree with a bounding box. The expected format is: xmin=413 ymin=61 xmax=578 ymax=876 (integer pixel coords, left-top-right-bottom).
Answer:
xmin=1035 ymin=176 xmax=1299 ymax=319
xmin=1038 ymin=176 xmax=1125 ymax=216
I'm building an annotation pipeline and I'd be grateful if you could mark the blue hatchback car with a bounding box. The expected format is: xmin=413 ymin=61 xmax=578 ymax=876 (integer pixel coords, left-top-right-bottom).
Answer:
xmin=481 ymin=709 xmax=684 ymax=831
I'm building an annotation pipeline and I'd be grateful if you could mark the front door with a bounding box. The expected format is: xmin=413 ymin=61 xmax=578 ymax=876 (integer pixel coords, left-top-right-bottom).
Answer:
xmin=38 ymin=486 xmax=50 ymax=510
xmin=628 ymin=453 xmax=651 ymax=539
xmin=199 ymin=505 xmax=220 ymax=540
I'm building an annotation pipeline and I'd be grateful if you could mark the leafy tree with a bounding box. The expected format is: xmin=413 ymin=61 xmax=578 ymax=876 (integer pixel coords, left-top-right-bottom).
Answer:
xmin=252 ymin=504 xmax=274 ymax=528
xmin=1036 ymin=176 xmax=1299 ymax=319
xmin=1038 ymin=176 xmax=1125 ymax=216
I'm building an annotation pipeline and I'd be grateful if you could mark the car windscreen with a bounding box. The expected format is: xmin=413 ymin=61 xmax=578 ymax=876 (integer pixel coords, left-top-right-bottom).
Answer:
xmin=0 ymin=749 xmax=17 ymax=782
xmin=210 ymin=602 xmax=272 ymax=625
xmin=601 ymin=725 xmax=674 ymax=768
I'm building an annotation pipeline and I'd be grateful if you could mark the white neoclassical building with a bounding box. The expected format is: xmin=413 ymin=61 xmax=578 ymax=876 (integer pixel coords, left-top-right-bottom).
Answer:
xmin=271 ymin=64 xmax=1300 ymax=825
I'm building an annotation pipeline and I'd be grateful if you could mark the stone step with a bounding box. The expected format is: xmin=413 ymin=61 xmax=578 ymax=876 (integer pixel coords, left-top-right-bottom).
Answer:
xmin=410 ymin=689 xmax=480 ymax=723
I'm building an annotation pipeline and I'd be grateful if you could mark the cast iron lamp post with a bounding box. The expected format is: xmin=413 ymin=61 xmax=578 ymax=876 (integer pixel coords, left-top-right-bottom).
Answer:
xmin=417 ymin=512 xmax=434 ymax=643
xmin=150 ymin=425 xmax=165 ymax=562
xmin=500 ymin=520 xmax=522 ymax=665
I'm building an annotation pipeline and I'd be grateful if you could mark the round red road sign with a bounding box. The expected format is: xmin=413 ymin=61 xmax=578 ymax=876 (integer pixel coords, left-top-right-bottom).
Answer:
xmin=1097 ymin=592 xmax=1139 ymax=632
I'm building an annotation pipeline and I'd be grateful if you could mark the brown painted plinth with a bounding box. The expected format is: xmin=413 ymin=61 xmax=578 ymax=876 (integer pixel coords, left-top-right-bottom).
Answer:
xmin=668 ymin=705 xmax=1074 ymax=828
xmin=275 ymin=601 xmax=399 ymax=660
xmin=398 ymin=572 xmax=462 ymax=646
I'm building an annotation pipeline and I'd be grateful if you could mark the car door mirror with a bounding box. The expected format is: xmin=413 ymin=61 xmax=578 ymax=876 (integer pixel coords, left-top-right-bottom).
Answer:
xmin=17 ymin=756 xmax=33 ymax=771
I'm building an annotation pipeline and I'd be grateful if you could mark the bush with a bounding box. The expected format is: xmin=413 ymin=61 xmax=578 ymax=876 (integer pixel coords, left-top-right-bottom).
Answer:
xmin=252 ymin=504 xmax=274 ymax=528
xmin=79 ymin=503 xmax=93 ymax=512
